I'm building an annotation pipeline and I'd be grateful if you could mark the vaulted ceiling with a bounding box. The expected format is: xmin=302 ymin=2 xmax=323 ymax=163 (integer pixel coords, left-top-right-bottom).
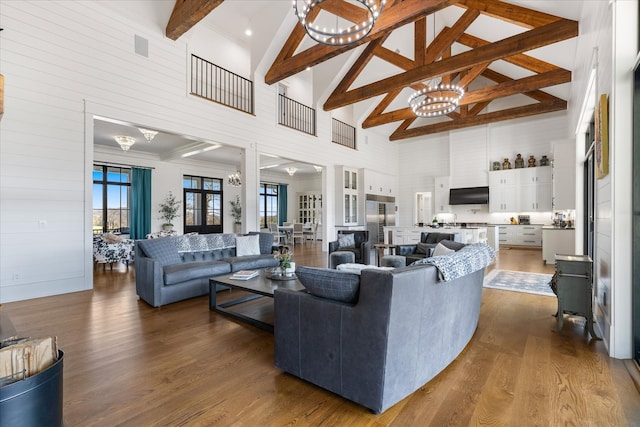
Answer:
xmin=165 ymin=0 xmax=579 ymax=142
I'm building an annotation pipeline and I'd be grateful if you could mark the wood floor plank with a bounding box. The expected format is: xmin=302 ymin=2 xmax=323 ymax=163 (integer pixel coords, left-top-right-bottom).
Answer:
xmin=1 ymin=243 xmax=638 ymax=426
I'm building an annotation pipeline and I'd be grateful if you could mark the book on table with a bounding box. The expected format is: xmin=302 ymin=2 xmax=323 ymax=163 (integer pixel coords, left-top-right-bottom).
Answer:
xmin=230 ymin=270 xmax=259 ymax=280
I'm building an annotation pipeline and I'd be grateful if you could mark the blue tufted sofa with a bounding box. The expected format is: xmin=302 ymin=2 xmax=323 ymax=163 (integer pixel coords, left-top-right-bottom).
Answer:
xmin=135 ymin=232 xmax=279 ymax=307
xmin=274 ymin=243 xmax=495 ymax=414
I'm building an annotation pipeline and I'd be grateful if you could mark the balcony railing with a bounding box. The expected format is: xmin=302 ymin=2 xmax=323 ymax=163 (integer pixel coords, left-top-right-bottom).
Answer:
xmin=190 ymin=54 xmax=254 ymax=115
xmin=332 ymin=118 xmax=357 ymax=150
xmin=278 ymin=94 xmax=316 ymax=136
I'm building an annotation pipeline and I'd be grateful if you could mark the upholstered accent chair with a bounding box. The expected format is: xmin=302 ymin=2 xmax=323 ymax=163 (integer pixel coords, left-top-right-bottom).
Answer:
xmin=328 ymin=230 xmax=371 ymax=265
xmin=92 ymin=234 xmax=135 ymax=269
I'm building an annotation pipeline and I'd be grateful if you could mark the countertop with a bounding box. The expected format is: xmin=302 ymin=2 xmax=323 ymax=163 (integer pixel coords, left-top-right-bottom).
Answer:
xmin=542 ymin=226 xmax=575 ymax=230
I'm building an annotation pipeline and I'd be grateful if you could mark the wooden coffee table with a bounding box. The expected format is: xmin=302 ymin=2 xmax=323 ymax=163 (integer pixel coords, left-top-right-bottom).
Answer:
xmin=209 ymin=270 xmax=305 ymax=332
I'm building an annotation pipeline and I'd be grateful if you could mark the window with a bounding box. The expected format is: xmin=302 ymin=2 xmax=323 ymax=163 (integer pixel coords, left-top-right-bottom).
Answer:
xmin=92 ymin=165 xmax=131 ymax=234
xmin=183 ymin=175 xmax=223 ymax=234
xmin=259 ymin=183 xmax=279 ymax=228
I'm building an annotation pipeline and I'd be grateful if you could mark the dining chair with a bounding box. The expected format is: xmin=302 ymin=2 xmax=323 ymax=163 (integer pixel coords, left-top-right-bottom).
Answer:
xmin=268 ymin=223 xmax=286 ymax=244
xmin=304 ymin=223 xmax=318 ymax=241
xmin=292 ymin=223 xmax=304 ymax=245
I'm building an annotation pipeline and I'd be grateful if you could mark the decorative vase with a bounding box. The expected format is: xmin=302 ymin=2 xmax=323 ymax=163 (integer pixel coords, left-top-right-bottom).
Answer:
xmin=492 ymin=161 xmax=502 ymax=171
xmin=285 ymin=262 xmax=296 ymax=277
xmin=514 ymin=154 xmax=524 ymax=168
xmin=162 ymin=224 xmax=173 ymax=231
xmin=540 ymin=155 xmax=549 ymax=166
xmin=528 ymin=155 xmax=536 ymax=167
xmin=233 ymin=223 xmax=242 ymax=233
xmin=502 ymin=158 xmax=511 ymax=169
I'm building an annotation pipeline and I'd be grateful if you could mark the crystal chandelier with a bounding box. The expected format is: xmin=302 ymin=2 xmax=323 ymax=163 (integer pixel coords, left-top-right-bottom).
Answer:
xmin=138 ymin=128 xmax=158 ymax=143
xmin=114 ymin=135 xmax=136 ymax=151
xmin=228 ymin=170 xmax=242 ymax=187
xmin=408 ymin=81 xmax=465 ymax=118
xmin=293 ymin=0 xmax=386 ymax=46
xmin=286 ymin=167 xmax=297 ymax=176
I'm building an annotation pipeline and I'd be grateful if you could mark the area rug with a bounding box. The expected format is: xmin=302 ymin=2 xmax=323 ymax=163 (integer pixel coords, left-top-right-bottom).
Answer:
xmin=483 ymin=269 xmax=554 ymax=297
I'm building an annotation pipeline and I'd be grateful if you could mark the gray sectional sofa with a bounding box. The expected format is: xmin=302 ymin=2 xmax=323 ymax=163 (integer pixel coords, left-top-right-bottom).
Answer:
xmin=274 ymin=243 xmax=495 ymax=414
xmin=135 ymin=232 xmax=279 ymax=307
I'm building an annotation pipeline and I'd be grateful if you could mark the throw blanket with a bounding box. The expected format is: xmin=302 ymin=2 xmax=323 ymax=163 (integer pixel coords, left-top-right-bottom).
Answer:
xmin=414 ymin=243 xmax=496 ymax=281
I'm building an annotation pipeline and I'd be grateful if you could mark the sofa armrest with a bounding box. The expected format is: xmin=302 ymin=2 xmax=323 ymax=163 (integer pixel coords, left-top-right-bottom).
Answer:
xmin=328 ymin=240 xmax=340 ymax=253
xmin=360 ymin=241 xmax=371 ymax=264
xmin=134 ymin=255 xmax=165 ymax=307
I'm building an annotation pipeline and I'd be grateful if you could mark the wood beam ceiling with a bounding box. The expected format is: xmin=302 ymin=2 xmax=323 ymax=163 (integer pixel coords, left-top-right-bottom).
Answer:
xmin=166 ymin=0 xmax=224 ymax=41
xmin=263 ymin=0 xmax=577 ymax=140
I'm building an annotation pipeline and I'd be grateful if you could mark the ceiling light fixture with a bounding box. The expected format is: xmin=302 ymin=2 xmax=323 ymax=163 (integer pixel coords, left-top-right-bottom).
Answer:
xmin=313 ymin=165 xmax=323 ymax=172
xmin=114 ymin=135 xmax=136 ymax=151
xmin=138 ymin=128 xmax=158 ymax=143
xmin=228 ymin=170 xmax=242 ymax=187
xmin=286 ymin=167 xmax=297 ymax=176
xmin=408 ymin=82 xmax=465 ymax=118
xmin=293 ymin=0 xmax=386 ymax=46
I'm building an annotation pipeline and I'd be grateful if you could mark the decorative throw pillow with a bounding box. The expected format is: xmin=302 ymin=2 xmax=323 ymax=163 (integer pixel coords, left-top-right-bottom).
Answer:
xmin=102 ymin=233 xmax=122 ymax=243
xmin=439 ymin=240 xmax=466 ymax=252
xmin=338 ymin=233 xmax=356 ymax=249
xmin=424 ymin=233 xmax=439 ymax=244
xmin=138 ymin=237 xmax=182 ymax=266
xmin=174 ymin=235 xmax=192 ymax=252
xmin=235 ymin=235 xmax=261 ymax=256
xmin=296 ymin=266 xmax=361 ymax=303
xmin=415 ymin=242 xmax=431 ymax=255
xmin=432 ymin=242 xmax=455 ymax=257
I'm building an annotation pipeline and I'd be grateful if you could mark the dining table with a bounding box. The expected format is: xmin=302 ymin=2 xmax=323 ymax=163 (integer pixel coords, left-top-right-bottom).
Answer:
xmin=277 ymin=225 xmax=294 ymax=244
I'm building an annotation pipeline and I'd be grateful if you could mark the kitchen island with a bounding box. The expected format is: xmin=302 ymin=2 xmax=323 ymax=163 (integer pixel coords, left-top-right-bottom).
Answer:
xmin=383 ymin=226 xmax=487 ymax=245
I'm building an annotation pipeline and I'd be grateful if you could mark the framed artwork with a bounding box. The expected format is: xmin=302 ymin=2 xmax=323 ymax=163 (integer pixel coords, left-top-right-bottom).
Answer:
xmin=595 ymin=93 xmax=609 ymax=179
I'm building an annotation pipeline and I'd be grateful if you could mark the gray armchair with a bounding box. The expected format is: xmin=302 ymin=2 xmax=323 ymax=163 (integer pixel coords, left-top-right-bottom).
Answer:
xmin=396 ymin=232 xmax=457 ymax=265
xmin=328 ymin=230 xmax=371 ymax=264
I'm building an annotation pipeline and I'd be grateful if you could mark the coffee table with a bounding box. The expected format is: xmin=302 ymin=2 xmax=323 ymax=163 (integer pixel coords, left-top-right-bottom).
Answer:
xmin=209 ymin=270 xmax=305 ymax=332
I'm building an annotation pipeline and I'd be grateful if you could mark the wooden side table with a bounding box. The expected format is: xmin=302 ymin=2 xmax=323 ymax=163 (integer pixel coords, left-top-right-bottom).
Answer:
xmin=551 ymin=254 xmax=599 ymax=339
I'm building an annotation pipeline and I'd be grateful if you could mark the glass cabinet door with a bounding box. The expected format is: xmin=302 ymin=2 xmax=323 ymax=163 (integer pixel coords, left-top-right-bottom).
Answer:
xmin=351 ymin=194 xmax=358 ymax=223
xmin=344 ymin=171 xmax=350 ymax=189
xmin=351 ymin=171 xmax=357 ymax=190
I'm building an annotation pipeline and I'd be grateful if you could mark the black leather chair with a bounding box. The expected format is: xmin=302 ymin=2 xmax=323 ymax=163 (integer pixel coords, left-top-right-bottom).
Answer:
xmin=396 ymin=232 xmax=457 ymax=264
xmin=328 ymin=230 xmax=371 ymax=265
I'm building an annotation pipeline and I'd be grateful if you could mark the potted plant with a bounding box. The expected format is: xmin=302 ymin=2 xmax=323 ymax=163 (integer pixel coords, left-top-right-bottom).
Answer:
xmin=230 ymin=195 xmax=242 ymax=233
xmin=158 ymin=191 xmax=181 ymax=231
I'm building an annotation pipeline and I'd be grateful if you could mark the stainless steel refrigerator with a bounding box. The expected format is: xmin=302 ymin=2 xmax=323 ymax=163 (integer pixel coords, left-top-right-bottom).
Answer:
xmin=366 ymin=195 xmax=396 ymax=244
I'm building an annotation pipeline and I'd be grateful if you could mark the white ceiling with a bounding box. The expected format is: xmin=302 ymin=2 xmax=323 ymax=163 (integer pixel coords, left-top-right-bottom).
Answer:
xmin=93 ymin=117 xmax=323 ymax=175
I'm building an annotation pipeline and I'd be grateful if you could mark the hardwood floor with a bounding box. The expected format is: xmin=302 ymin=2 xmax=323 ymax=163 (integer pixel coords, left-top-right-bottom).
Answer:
xmin=2 ymin=243 xmax=639 ymax=426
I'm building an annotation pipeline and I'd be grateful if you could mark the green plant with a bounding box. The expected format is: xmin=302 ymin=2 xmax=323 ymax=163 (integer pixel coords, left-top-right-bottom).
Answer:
xmin=230 ymin=195 xmax=242 ymax=224
xmin=158 ymin=191 xmax=181 ymax=226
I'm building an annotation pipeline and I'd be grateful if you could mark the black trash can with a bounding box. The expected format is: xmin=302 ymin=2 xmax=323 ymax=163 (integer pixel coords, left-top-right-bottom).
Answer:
xmin=0 ymin=349 xmax=64 ymax=427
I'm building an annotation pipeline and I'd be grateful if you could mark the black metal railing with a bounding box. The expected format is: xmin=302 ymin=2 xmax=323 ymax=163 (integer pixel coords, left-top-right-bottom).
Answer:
xmin=332 ymin=118 xmax=357 ymax=149
xmin=190 ymin=54 xmax=254 ymax=114
xmin=278 ymin=94 xmax=316 ymax=135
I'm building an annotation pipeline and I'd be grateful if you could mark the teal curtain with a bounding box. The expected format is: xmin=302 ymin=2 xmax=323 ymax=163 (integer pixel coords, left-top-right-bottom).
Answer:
xmin=130 ymin=168 xmax=152 ymax=239
xmin=278 ymin=184 xmax=288 ymax=225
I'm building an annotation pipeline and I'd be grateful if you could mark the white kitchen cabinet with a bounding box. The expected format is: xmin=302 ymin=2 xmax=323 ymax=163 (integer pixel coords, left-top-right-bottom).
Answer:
xmin=489 ymin=170 xmax=519 ymax=212
xmin=434 ymin=176 xmax=451 ymax=213
xmin=363 ymin=169 xmax=396 ymax=197
xmin=489 ymin=167 xmax=552 ymax=213
xmin=336 ymin=166 xmax=360 ymax=225
xmin=497 ymin=225 xmax=542 ymax=247
xmin=520 ymin=167 xmax=553 ymax=211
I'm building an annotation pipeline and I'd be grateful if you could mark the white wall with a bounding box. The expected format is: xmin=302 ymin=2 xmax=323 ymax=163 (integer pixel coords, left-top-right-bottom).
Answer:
xmin=0 ymin=1 xmax=397 ymax=302
xmin=397 ymin=113 xmax=569 ymax=227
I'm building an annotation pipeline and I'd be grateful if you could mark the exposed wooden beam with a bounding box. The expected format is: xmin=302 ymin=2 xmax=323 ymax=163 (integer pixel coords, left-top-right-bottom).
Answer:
xmin=481 ymin=69 xmax=565 ymax=103
xmin=265 ymin=0 xmax=458 ymax=84
xmin=457 ymin=0 xmax=562 ymax=29
xmin=424 ymin=8 xmax=480 ymax=64
xmin=362 ymin=68 xmax=569 ymax=128
xmin=389 ymin=100 xmax=567 ymax=140
xmin=166 ymin=0 xmax=224 ymax=41
xmin=324 ymin=18 xmax=577 ymax=110
xmin=457 ymin=32 xmax=560 ymax=73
